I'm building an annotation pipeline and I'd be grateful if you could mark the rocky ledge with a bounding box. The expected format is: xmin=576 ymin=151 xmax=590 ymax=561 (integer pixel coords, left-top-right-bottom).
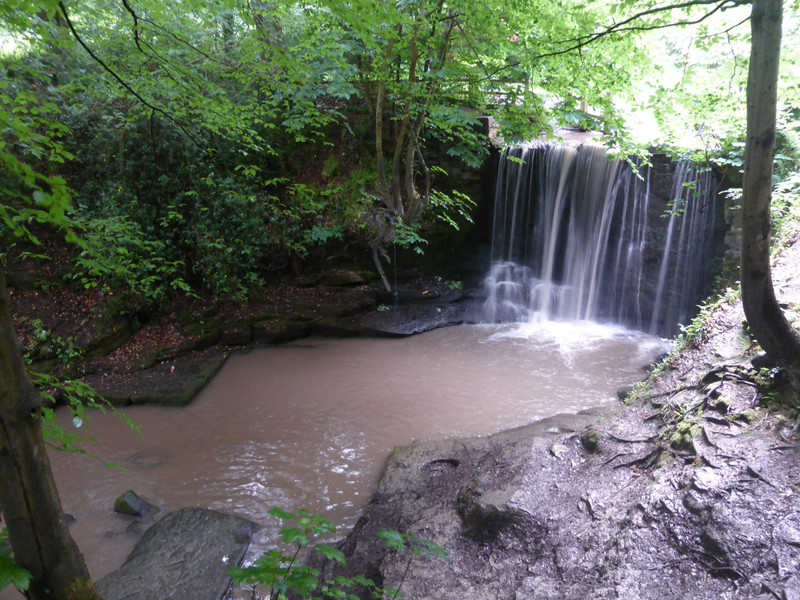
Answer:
xmin=11 ymin=267 xmax=482 ymax=406
xmin=329 ymin=401 xmax=800 ymax=600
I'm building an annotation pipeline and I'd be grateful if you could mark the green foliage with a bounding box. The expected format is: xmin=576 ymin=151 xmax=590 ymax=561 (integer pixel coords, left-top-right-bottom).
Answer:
xmin=229 ymin=507 xmax=448 ymax=600
xmin=2 ymin=0 xmax=798 ymax=305
xmin=428 ymin=188 xmax=476 ymax=232
xmin=771 ymin=172 xmax=800 ymax=245
xmin=19 ymin=317 xmax=84 ymax=366
xmin=434 ymin=276 xmax=463 ymax=291
xmin=228 ymin=507 xmax=355 ymax=600
xmin=31 ymin=371 xmax=139 ymax=461
xmin=0 ymin=528 xmax=32 ymax=594
xmin=13 ymin=319 xmax=139 ymax=459
xmin=376 ymin=529 xmax=450 ymax=561
xmin=673 ymin=286 xmax=741 ymax=352
xmin=69 ymin=213 xmax=191 ymax=307
xmin=628 ymin=285 xmax=742 ymax=403
xmin=0 ymin=57 xmax=77 ymax=245
xmin=393 ymin=220 xmax=428 ymax=255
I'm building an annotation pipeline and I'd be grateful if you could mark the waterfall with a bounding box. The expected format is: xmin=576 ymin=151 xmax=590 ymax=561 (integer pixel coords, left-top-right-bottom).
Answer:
xmin=482 ymin=142 xmax=723 ymax=336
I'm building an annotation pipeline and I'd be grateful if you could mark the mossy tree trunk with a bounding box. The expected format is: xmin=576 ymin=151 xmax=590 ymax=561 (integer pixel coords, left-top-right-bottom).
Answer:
xmin=0 ymin=270 xmax=101 ymax=600
xmin=741 ymin=0 xmax=800 ymax=367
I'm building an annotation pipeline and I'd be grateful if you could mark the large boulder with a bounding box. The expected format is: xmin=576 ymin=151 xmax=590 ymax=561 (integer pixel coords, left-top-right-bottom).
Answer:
xmin=96 ymin=508 xmax=260 ymax=600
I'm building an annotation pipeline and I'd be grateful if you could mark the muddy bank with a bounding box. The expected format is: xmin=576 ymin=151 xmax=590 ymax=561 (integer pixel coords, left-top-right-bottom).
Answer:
xmin=10 ymin=267 xmax=483 ymax=405
xmin=318 ymin=238 xmax=800 ymax=600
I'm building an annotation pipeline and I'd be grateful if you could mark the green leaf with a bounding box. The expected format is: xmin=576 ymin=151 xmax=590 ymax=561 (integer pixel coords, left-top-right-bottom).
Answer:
xmin=286 ymin=568 xmax=320 ymax=594
xmin=376 ymin=529 xmax=405 ymax=551
xmin=315 ymin=544 xmax=347 ymax=566
xmin=352 ymin=575 xmax=377 ymax=589
xmin=0 ymin=554 xmax=32 ymax=592
xmin=268 ymin=506 xmax=297 ymax=521
xmin=414 ymin=539 xmax=450 ymax=560
xmin=281 ymin=528 xmax=309 ymax=546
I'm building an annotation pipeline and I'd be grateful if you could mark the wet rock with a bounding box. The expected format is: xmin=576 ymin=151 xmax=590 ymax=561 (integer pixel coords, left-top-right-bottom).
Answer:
xmin=324 ymin=390 xmax=800 ymax=600
xmin=357 ymin=302 xmax=473 ymax=336
xmin=251 ymin=319 xmax=311 ymax=344
xmin=514 ymin=575 xmax=564 ymax=600
xmin=87 ymin=348 xmax=229 ymax=406
xmin=617 ymin=384 xmax=635 ymax=400
xmin=580 ymin=425 xmax=602 ymax=453
xmin=96 ymin=508 xmax=261 ymax=600
xmin=784 ymin=574 xmax=800 ymax=600
xmin=114 ymin=490 xmax=158 ymax=517
xmin=683 ymin=491 xmax=709 ymax=515
xmin=420 ymin=457 xmax=460 ymax=475
xmin=318 ymin=268 xmax=374 ymax=286
xmin=772 ymin=513 xmax=800 ymax=578
xmin=691 ymin=467 xmax=722 ymax=493
xmin=456 ymin=483 xmax=540 ymax=542
xmin=549 ymin=441 xmax=570 ymax=459
xmin=125 ymin=521 xmax=143 ymax=535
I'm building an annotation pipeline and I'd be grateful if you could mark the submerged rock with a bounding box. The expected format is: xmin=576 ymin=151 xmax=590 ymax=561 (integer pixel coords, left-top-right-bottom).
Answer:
xmin=96 ymin=508 xmax=260 ymax=600
xmin=113 ymin=490 xmax=159 ymax=517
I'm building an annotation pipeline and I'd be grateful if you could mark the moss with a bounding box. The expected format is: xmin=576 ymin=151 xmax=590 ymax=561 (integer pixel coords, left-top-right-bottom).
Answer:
xmin=64 ymin=578 xmax=101 ymax=600
xmin=580 ymin=426 xmax=602 ymax=454
xmin=668 ymin=422 xmax=701 ymax=452
xmin=738 ymin=409 xmax=763 ymax=424
xmin=714 ymin=394 xmax=731 ymax=413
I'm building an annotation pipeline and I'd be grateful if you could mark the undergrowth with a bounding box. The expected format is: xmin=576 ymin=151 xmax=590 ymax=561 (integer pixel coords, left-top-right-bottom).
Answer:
xmin=228 ymin=507 xmax=448 ymax=600
xmin=627 ymin=284 xmax=742 ymax=404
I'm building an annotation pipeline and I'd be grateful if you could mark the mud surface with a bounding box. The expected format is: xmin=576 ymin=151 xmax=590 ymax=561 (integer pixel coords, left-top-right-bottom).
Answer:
xmin=325 ymin=237 xmax=800 ymax=600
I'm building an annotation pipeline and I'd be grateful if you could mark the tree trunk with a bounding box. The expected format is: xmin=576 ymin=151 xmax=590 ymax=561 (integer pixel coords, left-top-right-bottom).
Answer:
xmin=740 ymin=0 xmax=800 ymax=367
xmin=0 ymin=270 xmax=101 ymax=600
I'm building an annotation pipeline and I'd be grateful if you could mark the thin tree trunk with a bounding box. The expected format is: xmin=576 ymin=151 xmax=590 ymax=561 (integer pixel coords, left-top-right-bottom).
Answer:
xmin=370 ymin=244 xmax=392 ymax=292
xmin=374 ymin=32 xmax=398 ymax=210
xmin=0 ymin=270 xmax=100 ymax=600
xmin=390 ymin=25 xmax=420 ymax=216
xmin=375 ymin=78 xmax=392 ymax=208
xmin=740 ymin=0 xmax=800 ymax=367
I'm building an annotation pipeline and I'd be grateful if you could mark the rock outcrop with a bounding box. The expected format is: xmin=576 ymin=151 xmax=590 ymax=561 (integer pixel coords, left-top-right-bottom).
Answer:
xmin=96 ymin=508 xmax=260 ymax=600
xmin=330 ymin=403 xmax=800 ymax=600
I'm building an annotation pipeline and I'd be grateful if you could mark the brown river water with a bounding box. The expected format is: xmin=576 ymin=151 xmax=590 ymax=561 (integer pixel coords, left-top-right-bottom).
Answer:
xmin=16 ymin=322 xmax=668 ymax=588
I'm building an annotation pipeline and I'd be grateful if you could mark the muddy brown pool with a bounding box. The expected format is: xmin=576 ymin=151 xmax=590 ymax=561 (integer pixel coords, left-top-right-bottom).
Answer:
xmin=41 ymin=323 xmax=667 ymax=582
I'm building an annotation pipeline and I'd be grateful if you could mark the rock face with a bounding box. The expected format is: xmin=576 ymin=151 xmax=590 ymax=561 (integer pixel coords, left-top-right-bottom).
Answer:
xmin=330 ymin=404 xmax=800 ymax=600
xmin=96 ymin=508 xmax=260 ymax=600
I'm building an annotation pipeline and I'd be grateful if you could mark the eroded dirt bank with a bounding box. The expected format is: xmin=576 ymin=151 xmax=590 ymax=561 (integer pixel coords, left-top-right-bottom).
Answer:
xmin=324 ymin=239 xmax=800 ymax=600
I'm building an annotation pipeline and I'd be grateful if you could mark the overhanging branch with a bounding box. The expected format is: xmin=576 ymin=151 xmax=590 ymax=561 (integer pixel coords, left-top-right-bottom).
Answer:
xmin=529 ymin=0 xmax=750 ymax=62
xmin=120 ymin=0 xmax=143 ymax=53
xmin=58 ymin=1 xmax=203 ymax=149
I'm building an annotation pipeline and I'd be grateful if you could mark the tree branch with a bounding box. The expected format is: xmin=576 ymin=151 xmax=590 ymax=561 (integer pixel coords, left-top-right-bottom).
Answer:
xmin=120 ymin=0 xmax=143 ymax=53
xmin=137 ymin=15 xmax=225 ymax=64
xmin=58 ymin=1 xmax=202 ymax=149
xmin=528 ymin=0 xmax=749 ymax=63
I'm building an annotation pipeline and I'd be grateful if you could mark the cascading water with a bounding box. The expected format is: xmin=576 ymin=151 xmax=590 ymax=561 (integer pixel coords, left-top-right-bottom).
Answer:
xmin=483 ymin=142 xmax=724 ymax=336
